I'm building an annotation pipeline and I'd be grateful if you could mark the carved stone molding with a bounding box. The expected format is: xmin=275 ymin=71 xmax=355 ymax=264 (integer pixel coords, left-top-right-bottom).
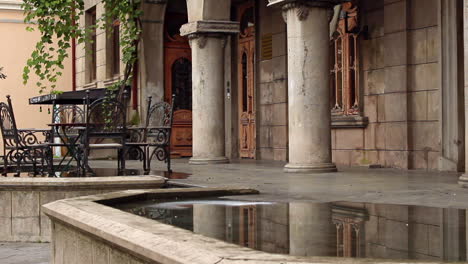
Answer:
xmin=180 ymin=20 xmax=239 ymax=37
xmin=187 ymin=33 xmax=227 ymax=49
xmin=282 ymin=3 xmax=311 ymax=22
xmin=275 ymin=0 xmax=346 ymax=23
xmin=188 ymin=34 xmax=207 ymax=49
xmin=269 ymin=0 xmax=347 ymax=6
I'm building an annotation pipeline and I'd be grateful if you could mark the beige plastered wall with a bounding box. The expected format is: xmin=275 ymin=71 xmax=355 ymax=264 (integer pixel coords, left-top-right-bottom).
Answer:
xmin=0 ymin=2 xmax=72 ymax=152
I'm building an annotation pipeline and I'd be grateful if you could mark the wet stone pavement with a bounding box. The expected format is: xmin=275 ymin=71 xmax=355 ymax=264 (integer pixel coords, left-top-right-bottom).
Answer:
xmin=0 ymin=243 xmax=49 ymax=264
xmin=1 ymin=159 xmax=468 ymax=263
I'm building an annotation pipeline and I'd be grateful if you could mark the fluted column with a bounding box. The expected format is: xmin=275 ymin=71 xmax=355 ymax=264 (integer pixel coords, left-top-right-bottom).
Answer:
xmin=180 ymin=21 xmax=239 ymax=164
xmin=269 ymin=0 xmax=343 ymax=173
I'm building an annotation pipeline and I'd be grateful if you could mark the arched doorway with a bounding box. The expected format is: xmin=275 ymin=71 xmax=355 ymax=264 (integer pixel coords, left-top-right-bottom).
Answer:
xmin=237 ymin=1 xmax=256 ymax=159
xmin=164 ymin=6 xmax=192 ymax=157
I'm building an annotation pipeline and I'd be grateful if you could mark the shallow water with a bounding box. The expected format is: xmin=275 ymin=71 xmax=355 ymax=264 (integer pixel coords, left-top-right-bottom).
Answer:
xmin=116 ymin=197 xmax=468 ymax=262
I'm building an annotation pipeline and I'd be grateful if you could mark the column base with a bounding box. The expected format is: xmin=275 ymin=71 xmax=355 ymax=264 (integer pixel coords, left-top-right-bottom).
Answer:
xmin=458 ymin=174 xmax=468 ymax=188
xmin=189 ymin=157 xmax=229 ymax=165
xmin=284 ymin=163 xmax=337 ymax=173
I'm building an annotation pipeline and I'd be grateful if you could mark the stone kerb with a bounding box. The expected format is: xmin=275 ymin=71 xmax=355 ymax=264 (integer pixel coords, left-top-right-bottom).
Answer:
xmin=0 ymin=175 xmax=165 ymax=242
xmin=44 ymin=187 xmax=443 ymax=264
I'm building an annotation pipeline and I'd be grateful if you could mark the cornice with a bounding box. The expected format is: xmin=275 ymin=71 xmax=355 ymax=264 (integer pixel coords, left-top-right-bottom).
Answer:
xmin=0 ymin=0 xmax=23 ymax=10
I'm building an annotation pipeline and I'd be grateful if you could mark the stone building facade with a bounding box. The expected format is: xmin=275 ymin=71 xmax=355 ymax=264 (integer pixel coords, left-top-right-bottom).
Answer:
xmin=75 ymin=0 xmax=466 ymax=173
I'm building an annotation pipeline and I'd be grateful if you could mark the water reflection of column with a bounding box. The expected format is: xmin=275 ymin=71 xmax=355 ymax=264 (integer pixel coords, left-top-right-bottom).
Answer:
xmin=193 ymin=204 xmax=226 ymax=240
xmin=289 ymin=203 xmax=335 ymax=256
xmin=443 ymin=208 xmax=465 ymax=261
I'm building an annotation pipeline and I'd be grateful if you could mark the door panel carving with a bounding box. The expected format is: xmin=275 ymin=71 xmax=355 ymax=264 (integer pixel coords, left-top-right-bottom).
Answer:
xmin=164 ymin=12 xmax=192 ymax=157
xmin=238 ymin=2 xmax=256 ymax=159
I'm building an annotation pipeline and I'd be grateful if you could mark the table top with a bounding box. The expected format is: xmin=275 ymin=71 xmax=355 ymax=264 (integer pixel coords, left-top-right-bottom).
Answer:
xmin=18 ymin=128 xmax=50 ymax=131
xmin=29 ymin=88 xmax=107 ymax=105
xmin=128 ymin=126 xmax=171 ymax=130
xmin=48 ymin=123 xmax=86 ymax=127
xmin=48 ymin=124 xmax=171 ymax=129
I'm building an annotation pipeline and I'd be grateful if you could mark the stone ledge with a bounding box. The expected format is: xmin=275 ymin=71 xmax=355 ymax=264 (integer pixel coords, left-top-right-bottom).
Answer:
xmin=180 ymin=20 xmax=240 ymax=36
xmin=331 ymin=115 xmax=369 ymax=129
xmin=0 ymin=176 xmax=165 ymax=190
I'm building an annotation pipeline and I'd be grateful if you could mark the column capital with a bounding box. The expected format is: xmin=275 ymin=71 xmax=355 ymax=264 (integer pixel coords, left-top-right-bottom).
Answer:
xmin=271 ymin=0 xmax=345 ymax=22
xmin=268 ymin=0 xmax=347 ymax=9
xmin=180 ymin=20 xmax=239 ymax=37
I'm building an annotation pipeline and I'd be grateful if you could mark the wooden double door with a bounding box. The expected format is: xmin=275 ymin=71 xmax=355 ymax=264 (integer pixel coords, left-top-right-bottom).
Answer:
xmin=163 ymin=5 xmax=256 ymax=159
xmin=164 ymin=14 xmax=193 ymax=157
xmin=238 ymin=2 xmax=256 ymax=159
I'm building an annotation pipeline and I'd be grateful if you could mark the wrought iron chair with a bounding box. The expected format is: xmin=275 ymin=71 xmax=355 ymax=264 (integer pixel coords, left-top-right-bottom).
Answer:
xmin=0 ymin=95 xmax=50 ymax=176
xmin=80 ymin=91 xmax=128 ymax=176
xmin=126 ymin=95 xmax=175 ymax=173
xmin=48 ymin=103 xmax=85 ymax=174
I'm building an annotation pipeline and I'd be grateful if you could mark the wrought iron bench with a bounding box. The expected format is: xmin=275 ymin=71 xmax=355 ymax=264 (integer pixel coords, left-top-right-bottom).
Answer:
xmin=0 ymin=95 xmax=50 ymax=176
xmin=126 ymin=95 xmax=175 ymax=173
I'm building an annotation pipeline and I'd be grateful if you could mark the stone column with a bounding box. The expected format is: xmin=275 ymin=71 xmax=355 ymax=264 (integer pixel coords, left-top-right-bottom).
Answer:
xmin=269 ymin=0 xmax=343 ymax=173
xmin=458 ymin=0 xmax=468 ymax=186
xmin=438 ymin=0 xmax=464 ymax=172
xmin=180 ymin=21 xmax=239 ymax=164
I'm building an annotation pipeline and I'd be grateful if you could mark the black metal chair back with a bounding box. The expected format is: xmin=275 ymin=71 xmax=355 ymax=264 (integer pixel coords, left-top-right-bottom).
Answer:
xmin=86 ymin=93 xmax=128 ymax=137
xmin=144 ymin=95 xmax=175 ymax=144
xmin=0 ymin=96 xmax=20 ymax=149
xmin=51 ymin=104 xmax=85 ymax=134
xmin=52 ymin=104 xmax=85 ymax=124
xmin=146 ymin=98 xmax=173 ymax=127
xmin=0 ymin=96 xmax=49 ymax=176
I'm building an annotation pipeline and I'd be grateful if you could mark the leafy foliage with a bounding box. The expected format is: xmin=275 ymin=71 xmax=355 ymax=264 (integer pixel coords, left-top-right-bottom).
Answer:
xmin=22 ymin=0 xmax=142 ymax=96
xmin=0 ymin=67 xmax=6 ymax=79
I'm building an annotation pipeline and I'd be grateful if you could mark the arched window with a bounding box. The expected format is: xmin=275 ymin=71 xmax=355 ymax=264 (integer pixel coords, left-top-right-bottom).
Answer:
xmin=241 ymin=52 xmax=248 ymax=112
xmin=330 ymin=2 xmax=360 ymax=116
xmin=171 ymin=58 xmax=192 ymax=111
xmin=332 ymin=205 xmax=367 ymax=258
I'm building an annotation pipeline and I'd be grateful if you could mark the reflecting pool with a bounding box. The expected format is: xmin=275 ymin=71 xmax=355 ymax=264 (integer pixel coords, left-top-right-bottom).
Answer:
xmin=114 ymin=198 xmax=467 ymax=262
